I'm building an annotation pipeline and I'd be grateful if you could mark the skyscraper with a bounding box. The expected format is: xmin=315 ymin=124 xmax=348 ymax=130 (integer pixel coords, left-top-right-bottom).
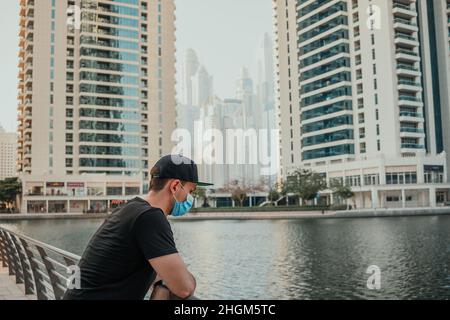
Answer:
xmin=274 ymin=0 xmax=450 ymax=208
xmin=17 ymin=0 xmax=176 ymax=213
xmin=179 ymin=48 xmax=200 ymax=106
xmin=191 ymin=65 xmax=214 ymax=107
xmin=256 ymin=32 xmax=275 ymax=111
xmin=255 ymin=33 xmax=277 ymax=187
xmin=0 ymin=125 xmax=17 ymax=180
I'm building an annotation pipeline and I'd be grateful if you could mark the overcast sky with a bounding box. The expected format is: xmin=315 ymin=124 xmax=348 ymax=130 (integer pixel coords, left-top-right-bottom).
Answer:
xmin=175 ymin=0 xmax=273 ymax=100
xmin=0 ymin=0 xmax=273 ymax=132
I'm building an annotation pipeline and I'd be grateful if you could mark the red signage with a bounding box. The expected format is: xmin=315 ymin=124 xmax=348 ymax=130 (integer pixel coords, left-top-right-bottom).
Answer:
xmin=46 ymin=182 xmax=64 ymax=187
xmin=67 ymin=182 xmax=84 ymax=188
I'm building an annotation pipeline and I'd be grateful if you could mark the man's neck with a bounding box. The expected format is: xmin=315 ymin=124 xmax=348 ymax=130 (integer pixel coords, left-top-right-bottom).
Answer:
xmin=143 ymin=191 xmax=172 ymax=216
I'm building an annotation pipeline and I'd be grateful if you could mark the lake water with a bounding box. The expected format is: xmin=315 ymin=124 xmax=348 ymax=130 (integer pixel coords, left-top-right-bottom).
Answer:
xmin=1 ymin=215 xmax=450 ymax=299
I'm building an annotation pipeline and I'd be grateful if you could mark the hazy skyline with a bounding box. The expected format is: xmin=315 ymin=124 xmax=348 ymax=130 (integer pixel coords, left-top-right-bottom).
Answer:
xmin=0 ymin=0 xmax=273 ymax=132
xmin=175 ymin=0 xmax=273 ymax=101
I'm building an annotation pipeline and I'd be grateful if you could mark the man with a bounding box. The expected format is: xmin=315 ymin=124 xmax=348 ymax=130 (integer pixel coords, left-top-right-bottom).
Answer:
xmin=64 ymin=154 xmax=213 ymax=300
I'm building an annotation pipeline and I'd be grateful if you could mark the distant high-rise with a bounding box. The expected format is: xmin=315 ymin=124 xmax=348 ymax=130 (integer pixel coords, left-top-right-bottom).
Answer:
xmin=17 ymin=0 xmax=177 ymax=213
xmin=255 ymin=33 xmax=277 ymax=186
xmin=179 ymin=48 xmax=200 ymax=106
xmin=274 ymin=0 xmax=450 ymax=208
xmin=0 ymin=126 xmax=17 ymax=180
xmin=191 ymin=65 xmax=214 ymax=107
xmin=256 ymin=33 xmax=275 ymax=111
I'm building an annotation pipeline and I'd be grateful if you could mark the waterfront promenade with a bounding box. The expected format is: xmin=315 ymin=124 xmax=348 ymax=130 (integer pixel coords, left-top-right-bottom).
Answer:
xmin=0 ymin=267 xmax=35 ymax=300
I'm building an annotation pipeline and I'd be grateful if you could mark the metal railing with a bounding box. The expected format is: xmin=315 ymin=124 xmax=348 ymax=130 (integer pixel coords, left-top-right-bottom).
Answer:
xmin=0 ymin=226 xmax=80 ymax=300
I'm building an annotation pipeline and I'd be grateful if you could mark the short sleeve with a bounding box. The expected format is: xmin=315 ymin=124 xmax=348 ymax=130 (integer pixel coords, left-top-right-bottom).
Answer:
xmin=133 ymin=210 xmax=178 ymax=260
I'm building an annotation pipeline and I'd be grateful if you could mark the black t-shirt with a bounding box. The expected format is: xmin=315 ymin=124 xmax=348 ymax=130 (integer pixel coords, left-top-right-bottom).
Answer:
xmin=63 ymin=197 xmax=178 ymax=300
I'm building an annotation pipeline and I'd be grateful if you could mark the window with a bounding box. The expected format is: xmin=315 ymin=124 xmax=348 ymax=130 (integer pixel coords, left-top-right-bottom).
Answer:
xmin=386 ymin=172 xmax=417 ymax=185
xmin=364 ymin=174 xmax=380 ymax=186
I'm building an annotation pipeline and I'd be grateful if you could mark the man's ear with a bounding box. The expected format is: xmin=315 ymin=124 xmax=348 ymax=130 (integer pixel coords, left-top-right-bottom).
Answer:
xmin=168 ymin=179 xmax=181 ymax=193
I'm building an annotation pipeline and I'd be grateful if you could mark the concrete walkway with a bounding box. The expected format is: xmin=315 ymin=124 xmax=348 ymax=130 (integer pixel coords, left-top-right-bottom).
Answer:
xmin=0 ymin=267 xmax=36 ymax=300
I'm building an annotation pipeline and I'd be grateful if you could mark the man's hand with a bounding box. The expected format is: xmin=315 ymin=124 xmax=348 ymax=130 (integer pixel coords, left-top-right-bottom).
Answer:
xmin=150 ymin=284 xmax=171 ymax=300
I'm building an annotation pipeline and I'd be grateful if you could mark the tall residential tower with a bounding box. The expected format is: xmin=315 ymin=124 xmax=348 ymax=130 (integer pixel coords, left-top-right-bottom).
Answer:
xmin=274 ymin=0 xmax=450 ymax=208
xmin=17 ymin=0 xmax=176 ymax=213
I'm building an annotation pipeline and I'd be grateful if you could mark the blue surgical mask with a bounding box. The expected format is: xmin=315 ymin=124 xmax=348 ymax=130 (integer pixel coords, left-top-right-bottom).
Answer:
xmin=171 ymin=185 xmax=194 ymax=217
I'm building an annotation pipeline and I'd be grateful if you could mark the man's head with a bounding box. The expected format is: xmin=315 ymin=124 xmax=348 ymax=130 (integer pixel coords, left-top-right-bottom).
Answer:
xmin=150 ymin=165 xmax=197 ymax=204
xmin=148 ymin=155 xmax=212 ymax=216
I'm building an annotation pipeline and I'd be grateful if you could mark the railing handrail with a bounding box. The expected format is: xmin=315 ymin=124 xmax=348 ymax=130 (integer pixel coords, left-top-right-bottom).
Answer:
xmin=0 ymin=226 xmax=81 ymax=262
xmin=0 ymin=225 xmax=81 ymax=300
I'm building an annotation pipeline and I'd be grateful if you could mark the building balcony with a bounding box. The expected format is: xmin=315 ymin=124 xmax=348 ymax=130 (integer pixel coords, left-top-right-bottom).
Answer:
xmin=396 ymin=63 xmax=421 ymax=76
xmin=401 ymin=143 xmax=424 ymax=149
xmin=398 ymin=101 xmax=423 ymax=108
xmin=400 ymin=127 xmax=424 ymax=134
xmin=393 ymin=18 xmax=418 ymax=32
xmin=398 ymin=80 xmax=423 ymax=92
xmin=398 ymin=80 xmax=421 ymax=87
xmin=394 ymin=33 xmax=419 ymax=46
xmin=399 ymin=111 xmax=423 ymax=121
xmin=393 ymin=2 xmax=417 ymax=18
xmin=396 ymin=49 xmax=420 ymax=62
xmin=399 ymin=95 xmax=422 ymax=103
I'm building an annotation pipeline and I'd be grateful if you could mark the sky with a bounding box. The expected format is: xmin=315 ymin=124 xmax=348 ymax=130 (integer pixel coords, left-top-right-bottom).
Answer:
xmin=0 ymin=0 xmax=273 ymax=133
xmin=0 ymin=1 xmax=20 ymax=133
xmin=174 ymin=0 xmax=273 ymax=100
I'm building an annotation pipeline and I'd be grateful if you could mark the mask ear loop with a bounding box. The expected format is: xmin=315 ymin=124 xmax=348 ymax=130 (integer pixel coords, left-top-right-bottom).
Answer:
xmin=172 ymin=183 xmax=186 ymax=203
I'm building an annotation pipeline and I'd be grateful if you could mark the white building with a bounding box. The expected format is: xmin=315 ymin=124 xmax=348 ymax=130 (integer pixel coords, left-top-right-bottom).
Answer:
xmin=273 ymin=0 xmax=450 ymax=208
xmin=17 ymin=0 xmax=177 ymax=213
xmin=0 ymin=126 xmax=17 ymax=180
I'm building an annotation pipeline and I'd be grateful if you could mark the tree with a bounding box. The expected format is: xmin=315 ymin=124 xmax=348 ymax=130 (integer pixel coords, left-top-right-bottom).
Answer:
xmin=224 ymin=180 xmax=251 ymax=207
xmin=267 ymin=189 xmax=280 ymax=206
xmin=0 ymin=177 xmax=22 ymax=213
xmin=286 ymin=169 xmax=327 ymax=205
xmin=192 ymin=187 xmax=209 ymax=207
xmin=330 ymin=180 xmax=354 ymax=210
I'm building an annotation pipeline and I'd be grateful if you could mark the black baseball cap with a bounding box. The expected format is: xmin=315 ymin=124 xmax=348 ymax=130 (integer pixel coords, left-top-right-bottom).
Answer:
xmin=150 ymin=154 xmax=213 ymax=187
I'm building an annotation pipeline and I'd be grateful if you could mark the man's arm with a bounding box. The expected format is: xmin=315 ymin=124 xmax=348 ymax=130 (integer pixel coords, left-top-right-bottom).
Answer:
xmin=149 ymin=253 xmax=196 ymax=299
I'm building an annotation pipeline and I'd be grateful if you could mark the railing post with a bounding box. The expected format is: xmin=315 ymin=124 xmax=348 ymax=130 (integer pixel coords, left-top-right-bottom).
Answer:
xmin=10 ymin=234 xmax=35 ymax=295
xmin=1 ymin=230 xmax=18 ymax=277
xmin=0 ymin=230 xmax=8 ymax=268
xmin=36 ymin=246 xmax=65 ymax=300
xmin=4 ymin=232 xmax=25 ymax=284
xmin=19 ymin=238 xmax=48 ymax=300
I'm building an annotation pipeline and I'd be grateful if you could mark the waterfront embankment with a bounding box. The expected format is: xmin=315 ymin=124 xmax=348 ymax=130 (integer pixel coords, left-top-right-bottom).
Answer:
xmin=1 ymin=207 xmax=450 ymax=221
